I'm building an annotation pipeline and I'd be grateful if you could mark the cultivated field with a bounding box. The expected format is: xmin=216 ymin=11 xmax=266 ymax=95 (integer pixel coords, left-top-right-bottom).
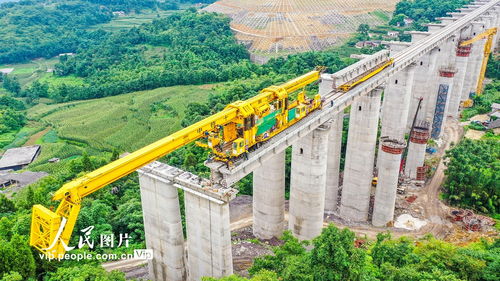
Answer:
xmin=204 ymin=0 xmax=397 ymax=54
xmin=29 ymin=84 xmax=211 ymax=150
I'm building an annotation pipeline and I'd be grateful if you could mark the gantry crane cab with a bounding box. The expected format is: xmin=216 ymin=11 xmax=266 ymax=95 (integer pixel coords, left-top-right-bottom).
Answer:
xmin=30 ymin=69 xmax=324 ymax=257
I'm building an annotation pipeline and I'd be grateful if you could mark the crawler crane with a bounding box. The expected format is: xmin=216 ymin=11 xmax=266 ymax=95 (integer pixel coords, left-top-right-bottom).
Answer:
xmin=460 ymin=27 xmax=497 ymax=108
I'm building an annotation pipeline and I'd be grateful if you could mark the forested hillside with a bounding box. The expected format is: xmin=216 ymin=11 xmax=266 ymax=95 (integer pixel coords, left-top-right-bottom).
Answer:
xmin=49 ymin=10 xmax=250 ymax=101
xmin=0 ymin=0 xmax=213 ymax=64
xmin=205 ymin=226 xmax=500 ymax=281
xmin=390 ymin=0 xmax=470 ymax=28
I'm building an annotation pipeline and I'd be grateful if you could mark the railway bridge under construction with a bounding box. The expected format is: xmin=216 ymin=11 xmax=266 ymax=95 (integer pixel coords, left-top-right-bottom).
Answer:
xmin=29 ymin=0 xmax=500 ymax=280
xmin=139 ymin=1 xmax=500 ymax=279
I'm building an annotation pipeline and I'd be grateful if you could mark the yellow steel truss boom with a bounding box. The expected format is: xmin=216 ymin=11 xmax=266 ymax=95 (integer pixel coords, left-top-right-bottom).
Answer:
xmin=460 ymin=27 xmax=497 ymax=95
xmin=30 ymin=70 xmax=321 ymax=257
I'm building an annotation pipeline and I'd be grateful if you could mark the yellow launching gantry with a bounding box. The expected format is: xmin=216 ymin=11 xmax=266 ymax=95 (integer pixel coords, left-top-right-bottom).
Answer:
xmin=460 ymin=27 xmax=497 ymax=108
xmin=337 ymin=58 xmax=394 ymax=92
xmin=30 ymin=69 xmax=323 ymax=257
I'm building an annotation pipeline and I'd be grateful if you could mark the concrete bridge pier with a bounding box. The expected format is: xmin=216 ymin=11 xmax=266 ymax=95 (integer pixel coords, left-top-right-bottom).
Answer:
xmin=373 ymin=64 xmax=415 ymax=226
xmin=430 ymin=37 xmax=458 ymax=139
xmin=372 ymin=138 xmax=407 ymax=227
xmin=449 ymin=25 xmax=473 ymax=118
xmin=339 ymin=88 xmax=382 ymax=222
xmin=289 ymin=124 xmax=330 ymax=240
xmin=324 ymin=112 xmax=343 ymax=214
xmin=380 ymin=52 xmax=416 ymax=140
xmin=138 ymin=171 xmax=186 ymax=281
xmin=461 ymin=21 xmax=487 ymax=101
xmin=468 ymin=19 xmax=491 ymax=94
xmin=404 ymin=121 xmax=431 ymax=180
xmin=407 ymin=32 xmax=439 ymax=129
xmin=252 ymin=151 xmax=286 ymax=239
xmin=184 ymin=191 xmax=233 ymax=281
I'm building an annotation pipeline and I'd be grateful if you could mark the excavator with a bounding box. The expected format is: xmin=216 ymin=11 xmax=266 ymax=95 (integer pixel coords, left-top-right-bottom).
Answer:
xmin=30 ymin=69 xmax=324 ymax=257
xmin=460 ymin=27 xmax=497 ymax=108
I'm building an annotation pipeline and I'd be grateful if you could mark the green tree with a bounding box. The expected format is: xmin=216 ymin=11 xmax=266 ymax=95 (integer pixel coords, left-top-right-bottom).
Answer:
xmin=0 ymin=235 xmax=36 ymax=280
xmin=357 ymin=24 xmax=370 ymax=38
xmin=0 ymin=194 xmax=15 ymax=213
xmin=46 ymin=264 xmax=125 ymax=281
xmin=0 ymin=271 xmax=23 ymax=281
xmin=310 ymin=224 xmax=374 ymax=281
xmin=1 ymin=75 xmax=20 ymax=95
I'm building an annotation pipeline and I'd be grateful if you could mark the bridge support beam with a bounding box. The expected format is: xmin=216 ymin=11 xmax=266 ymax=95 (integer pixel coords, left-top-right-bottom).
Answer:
xmin=138 ymin=172 xmax=186 ymax=281
xmin=253 ymin=151 xmax=286 ymax=239
xmin=185 ymin=192 xmax=233 ymax=281
xmin=339 ymin=88 xmax=382 ymax=222
xmin=289 ymin=124 xmax=329 ymax=240
xmin=324 ymin=112 xmax=343 ymax=214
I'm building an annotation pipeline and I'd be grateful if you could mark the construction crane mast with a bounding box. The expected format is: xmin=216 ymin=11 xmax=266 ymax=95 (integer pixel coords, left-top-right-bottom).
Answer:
xmin=30 ymin=70 xmax=323 ymax=257
xmin=460 ymin=27 xmax=497 ymax=107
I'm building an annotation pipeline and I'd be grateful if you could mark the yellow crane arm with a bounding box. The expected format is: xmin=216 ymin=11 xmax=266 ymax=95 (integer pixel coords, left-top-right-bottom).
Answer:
xmin=459 ymin=27 xmax=497 ymax=98
xmin=30 ymin=70 xmax=321 ymax=257
xmin=460 ymin=27 xmax=497 ymax=47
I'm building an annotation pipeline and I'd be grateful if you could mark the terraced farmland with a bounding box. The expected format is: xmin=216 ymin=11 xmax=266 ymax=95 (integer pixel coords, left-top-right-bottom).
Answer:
xmin=25 ymin=85 xmax=212 ymax=170
xmin=204 ymin=0 xmax=397 ymax=54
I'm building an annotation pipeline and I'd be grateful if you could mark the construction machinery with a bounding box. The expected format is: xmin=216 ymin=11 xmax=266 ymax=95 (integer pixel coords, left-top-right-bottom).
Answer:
xmin=30 ymin=70 xmax=324 ymax=257
xmin=30 ymin=55 xmax=407 ymax=258
xmin=337 ymin=58 xmax=394 ymax=92
xmin=460 ymin=27 xmax=497 ymax=108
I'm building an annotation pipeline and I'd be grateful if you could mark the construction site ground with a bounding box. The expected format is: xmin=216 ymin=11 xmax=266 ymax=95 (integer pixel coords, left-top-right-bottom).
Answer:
xmin=103 ymin=118 xmax=499 ymax=279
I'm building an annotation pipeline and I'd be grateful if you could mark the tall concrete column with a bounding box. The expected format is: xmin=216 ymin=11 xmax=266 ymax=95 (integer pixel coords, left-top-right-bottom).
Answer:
xmin=138 ymin=172 xmax=186 ymax=281
xmin=430 ymin=69 xmax=457 ymax=139
xmin=468 ymin=18 xmax=491 ymax=94
xmin=253 ymin=151 xmax=285 ymax=239
xmin=339 ymin=88 xmax=382 ymax=222
xmin=289 ymin=124 xmax=329 ymax=240
xmin=185 ymin=192 xmax=232 ymax=280
xmin=404 ymin=121 xmax=431 ymax=179
xmin=449 ymin=26 xmax=473 ymax=118
xmin=407 ymin=32 xmax=439 ymax=129
xmin=324 ymin=112 xmax=343 ymax=214
xmin=380 ymin=65 xmax=416 ymax=140
xmin=372 ymin=138 xmax=406 ymax=227
xmin=462 ymin=22 xmax=486 ymax=101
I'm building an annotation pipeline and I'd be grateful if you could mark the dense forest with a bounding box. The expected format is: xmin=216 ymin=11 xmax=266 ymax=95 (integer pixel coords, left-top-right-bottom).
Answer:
xmin=48 ymin=10 xmax=251 ymax=101
xmin=443 ymin=139 xmax=499 ymax=216
xmin=0 ymin=0 xmax=213 ymax=64
xmin=205 ymin=226 xmax=500 ymax=281
xmin=390 ymin=0 xmax=471 ymax=29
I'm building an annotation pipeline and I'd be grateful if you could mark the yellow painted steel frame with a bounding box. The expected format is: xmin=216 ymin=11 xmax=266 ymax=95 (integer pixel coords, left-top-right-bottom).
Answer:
xmin=460 ymin=28 xmax=498 ymax=95
xmin=338 ymin=58 xmax=394 ymax=92
xmin=30 ymin=70 xmax=322 ymax=257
